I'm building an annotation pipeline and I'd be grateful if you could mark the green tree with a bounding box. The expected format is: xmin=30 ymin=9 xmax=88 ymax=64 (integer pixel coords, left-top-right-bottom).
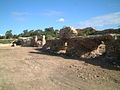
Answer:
xmin=45 ymin=27 xmax=54 ymax=32
xmin=13 ymin=34 xmax=19 ymax=39
xmin=83 ymin=29 xmax=92 ymax=36
xmin=54 ymin=29 xmax=59 ymax=37
xmin=44 ymin=27 xmax=57 ymax=39
xmin=29 ymin=30 xmax=34 ymax=36
xmin=5 ymin=30 xmax=13 ymax=39
xmin=0 ymin=35 xmax=5 ymax=39
xmin=83 ymin=27 xmax=95 ymax=36
xmin=23 ymin=30 xmax=30 ymax=37
xmin=33 ymin=29 xmax=43 ymax=36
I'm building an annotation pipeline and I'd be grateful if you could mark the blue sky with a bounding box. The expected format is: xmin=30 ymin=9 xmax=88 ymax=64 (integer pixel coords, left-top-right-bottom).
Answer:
xmin=0 ymin=0 xmax=120 ymax=34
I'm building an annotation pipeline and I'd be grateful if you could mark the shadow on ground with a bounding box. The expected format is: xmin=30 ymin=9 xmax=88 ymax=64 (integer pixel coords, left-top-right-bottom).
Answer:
xmin=29 ymin=48 xmax=120 ymax=71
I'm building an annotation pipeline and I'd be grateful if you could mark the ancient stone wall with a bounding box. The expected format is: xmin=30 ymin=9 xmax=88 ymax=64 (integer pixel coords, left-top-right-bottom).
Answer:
xmin=42 ymin=26 xmax=120 ymax=58
xmin=66 ymin=35 xmax=114 ymax=58
xmin=42 ymin=39 xmax=66 ymax=52
xmin=31 ymin=35 xmax=46 ymax=47
xmin=106 ymin=34 xmax=120 ymax=57
xmin=42 ymin=34 xmax=120 ymax=58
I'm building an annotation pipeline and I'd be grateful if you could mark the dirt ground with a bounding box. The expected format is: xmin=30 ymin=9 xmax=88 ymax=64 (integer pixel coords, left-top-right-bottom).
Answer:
xmin=0 ymin=46 xmax=120 ymax=90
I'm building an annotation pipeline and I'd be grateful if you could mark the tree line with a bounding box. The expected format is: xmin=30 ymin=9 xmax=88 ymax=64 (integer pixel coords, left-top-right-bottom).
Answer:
xmin=0 ymin=27 xmax=59 ymax=40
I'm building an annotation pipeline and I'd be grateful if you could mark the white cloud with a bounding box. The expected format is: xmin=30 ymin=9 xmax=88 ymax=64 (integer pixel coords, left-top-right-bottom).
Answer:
xmin=79 ymin=12 xmax=120 ymax=28
xmin=57 ymin=18 xmax=65 ymax=22
xmin=44 ymin=10 xmax=63 ymax=17
xmin=11 ymin=12 xmax=30 ymax=22
xmin=12 ymin=12 xmax=30 ymax=16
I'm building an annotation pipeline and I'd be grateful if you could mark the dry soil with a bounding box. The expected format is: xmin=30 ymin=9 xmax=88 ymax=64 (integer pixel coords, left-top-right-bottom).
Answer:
xmin=0 ymin=46 xmax=120 ymax=90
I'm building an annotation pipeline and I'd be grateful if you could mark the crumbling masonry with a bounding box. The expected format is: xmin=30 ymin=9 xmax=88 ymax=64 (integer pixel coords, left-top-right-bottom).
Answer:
xmin=42 ymin=27 xmax=120 ymax=58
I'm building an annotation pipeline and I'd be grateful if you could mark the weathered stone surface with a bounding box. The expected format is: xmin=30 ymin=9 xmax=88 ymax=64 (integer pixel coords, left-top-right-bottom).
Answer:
xmin=76 ymin=27 xmax=96 ymax=36
xmin=106 ymin=34 xmax=120 ymax=57
xmin=31 ymin=35 xmax=46 ymax=47
xmin=42 ymin=26 xmax=120 ymax=58
xmin=59 ymin=26 xmax=78 ymax=39
xmin=66 ymin=35 xmax=114 ymax=58
xmin=42 ymin=39 xmax=66 ymax=52
xmin=80 ymin=44 xmax=106 ymax=58
xmin=21 ymin=39 xmax=32 ymax=47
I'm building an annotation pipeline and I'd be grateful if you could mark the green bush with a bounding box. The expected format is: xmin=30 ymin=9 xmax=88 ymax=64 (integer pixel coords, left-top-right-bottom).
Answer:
xmin=83 ymin=29 xmax=93 ymax=36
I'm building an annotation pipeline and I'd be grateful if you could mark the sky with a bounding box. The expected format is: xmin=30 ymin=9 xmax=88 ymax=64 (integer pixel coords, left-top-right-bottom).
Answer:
xmin=0 ymin=0 xmax=120 ymax=34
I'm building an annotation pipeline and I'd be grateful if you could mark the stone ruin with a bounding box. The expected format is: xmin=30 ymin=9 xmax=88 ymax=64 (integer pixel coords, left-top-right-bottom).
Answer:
xmin=19 ymin=35 xmax=46 ymax=47
xmin=93 ymin=28 xmax=120 ymax=35
xmin=43 ymin=26 xmax=78 ymax=53
xmin=42 ymin=26 xmax=120 ymax=58
xmin=66 ymin=35 xmax=118 ymax=58
xmin=17 ymin=37 xmax=32 ymax=47
xmin=31 ymin=35 xmax=46 ymax=47
xmin=59 ymin=26 xmax=78 ymax=39
xmin=76 ymin=27 xmax=96 ymax=36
